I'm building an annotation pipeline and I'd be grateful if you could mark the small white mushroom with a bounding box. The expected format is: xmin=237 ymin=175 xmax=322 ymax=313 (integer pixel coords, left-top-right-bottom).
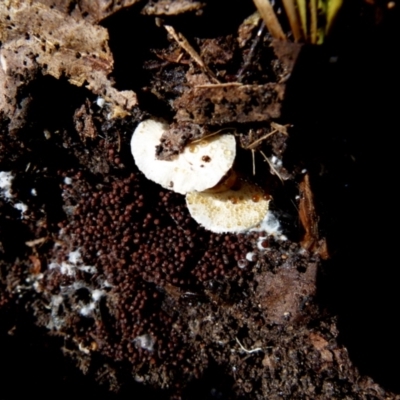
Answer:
xmin=186 ymin=180 xmax=270 ymax=233
xmin=131 ymin=119 xmax=236 ymax=194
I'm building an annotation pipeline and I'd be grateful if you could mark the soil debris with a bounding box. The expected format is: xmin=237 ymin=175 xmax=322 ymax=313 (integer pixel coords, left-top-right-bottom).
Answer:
xmin=255 ymin=260 xmax=317 ymax=324
xmin=200 ymin=36 xmax=236 ymax=66
xmin=74 ymin=100 xmax=98 ymax=143
xmin=156 ymin=121 xmax=205 ymax=160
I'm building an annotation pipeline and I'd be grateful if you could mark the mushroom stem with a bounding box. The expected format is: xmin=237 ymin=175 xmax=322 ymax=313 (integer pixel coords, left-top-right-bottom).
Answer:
xmin=204 ymin=169 xmax=237 ymax=193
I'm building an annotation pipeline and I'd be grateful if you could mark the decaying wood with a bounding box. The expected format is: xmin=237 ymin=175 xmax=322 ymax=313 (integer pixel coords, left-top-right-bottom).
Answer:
xmin=174 ymin=81 xmax=284 ymax=124
xmin=299 ymin=173 xmax=329 ymax=259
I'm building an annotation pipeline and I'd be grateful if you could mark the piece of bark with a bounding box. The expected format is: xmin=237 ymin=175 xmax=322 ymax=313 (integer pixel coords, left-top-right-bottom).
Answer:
xmin=174 ymin=82 xmax=284 ymax=125
xmin=299 ymin=173 xmax=329 ymax=259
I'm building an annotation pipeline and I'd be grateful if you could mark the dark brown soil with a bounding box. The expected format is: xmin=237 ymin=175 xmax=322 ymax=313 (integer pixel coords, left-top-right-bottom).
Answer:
xmin=1 ymin=1 xmax=400 ymax=399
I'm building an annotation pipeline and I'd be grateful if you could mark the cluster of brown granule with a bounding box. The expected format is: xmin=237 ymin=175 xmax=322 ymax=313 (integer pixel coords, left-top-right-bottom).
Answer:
xmin=39 ymin=169 xmax=264 ymax=375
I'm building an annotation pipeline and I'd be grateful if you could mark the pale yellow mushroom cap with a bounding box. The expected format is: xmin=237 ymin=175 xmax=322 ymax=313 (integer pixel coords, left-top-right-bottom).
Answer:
xmin=131 ymin=119 xmax=236 ymax=195
xmin=186 ymin=180 xmax=270 ymax=233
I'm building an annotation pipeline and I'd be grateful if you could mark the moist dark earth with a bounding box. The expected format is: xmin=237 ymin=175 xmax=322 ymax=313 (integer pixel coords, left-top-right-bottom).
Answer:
xmin=1 ymin=1 xmax=400 ymax=399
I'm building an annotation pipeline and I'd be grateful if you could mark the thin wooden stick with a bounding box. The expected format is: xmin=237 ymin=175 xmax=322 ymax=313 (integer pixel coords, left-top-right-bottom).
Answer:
xmin=271 ymin=122 xmax=290 ymax=135
xmin=245 ymin=129 xmax=279 ymax=150
xmin=190 ymin=128 xmax=233 ymax=144
xmin=235 ymin=337 xmax=262 ymax=354
xmin=252 ymin=149 xmax=256 ymax=176
xmin=164 ymin=25 xmax=220 ymax=83
xmin=194 ymin=82 xmax=242 ymax=88
xmin=260 ymin=150 xmax=284 ymax=183
xmin=244 ymin=123 xmax=290 ymax=151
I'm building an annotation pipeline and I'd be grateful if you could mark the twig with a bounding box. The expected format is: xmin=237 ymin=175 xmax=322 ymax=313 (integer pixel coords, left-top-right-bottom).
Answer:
xmin=252 ymin=149 xmax=256 ymax=176
xmin=235 ymin=337 xmax=263 ymax=354
xmin=25 ymin=237 xmax=48 ymax=247
xmin=245 ymin=128 xmax=279 ymax=150
xmin=155 ymin=52 xmax=186 ymax=65
xmin=194 ymin=82 xmax=242 ymax=88
xmin=243 ymin=124 xmax=290 ymax=176
xmin=164 ymin=25 xmax=220 ymax=83
xmin=244 ymin=123 xmax=289 ymax=151
xmin=248 ymin=129 xmax=257 ymax=175
xmin=260 ymin=150 xmax=284 ymax=183
xmin=253 ymin=0 xmax=286 ymax=41
xmin=117 ymin=131 xmax=121 ymax=152
xmin=190 ymin=127 xmax=233 ymax=144
xmin=271 ymin=122 xmax=290 ymax=135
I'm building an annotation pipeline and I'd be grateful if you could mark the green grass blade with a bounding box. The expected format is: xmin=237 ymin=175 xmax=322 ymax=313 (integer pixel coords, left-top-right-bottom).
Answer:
xmin=326 ymin=0 xmax=343 ymax=34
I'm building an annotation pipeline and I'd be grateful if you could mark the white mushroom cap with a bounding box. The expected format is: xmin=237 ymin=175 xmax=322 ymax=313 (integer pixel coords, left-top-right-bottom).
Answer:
xmin=131 ymin=119 xmax=236 ymax=195
xmin=186 ymin=180 xmax=270 ymax=233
